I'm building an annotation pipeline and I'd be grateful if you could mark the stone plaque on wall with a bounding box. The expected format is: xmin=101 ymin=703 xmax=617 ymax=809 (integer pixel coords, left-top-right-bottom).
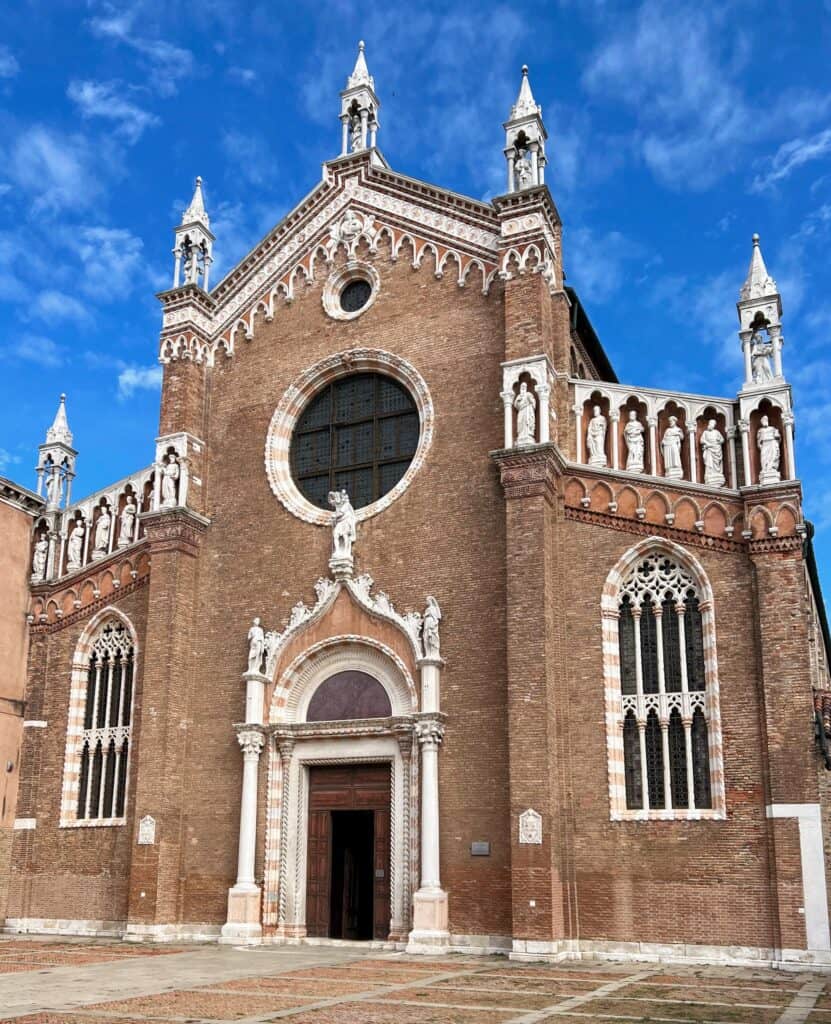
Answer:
xmin=138 ymin=815 xmax=156 ymax=846
xmin=518 ymin=808 xmax=542 ymax=845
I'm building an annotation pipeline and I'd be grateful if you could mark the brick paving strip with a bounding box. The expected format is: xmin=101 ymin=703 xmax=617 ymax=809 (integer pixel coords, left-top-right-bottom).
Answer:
xmin=0 ymin=944 xmax=372 ymax=1020
xmin=499 ymin=968 xmax=656 ymax=1023
xmin=775 ymin=977 xmax=827 ymax=1024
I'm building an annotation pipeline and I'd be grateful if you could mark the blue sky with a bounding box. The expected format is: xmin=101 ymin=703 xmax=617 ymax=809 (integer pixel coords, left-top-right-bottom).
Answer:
xmin=1 ymin=1 xmax=831 ymax=580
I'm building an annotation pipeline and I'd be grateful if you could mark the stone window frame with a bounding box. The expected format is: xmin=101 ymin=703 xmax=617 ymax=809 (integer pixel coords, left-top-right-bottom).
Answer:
xmin=265 ymin=348 xmax=434 ymax=527
xmin=59 ymin=607 xmax=138 ymax=828
xmin=322 ymin=262 xmax=381 ymax=322
xmin=602 ymin=537 xmax=726 ymax=821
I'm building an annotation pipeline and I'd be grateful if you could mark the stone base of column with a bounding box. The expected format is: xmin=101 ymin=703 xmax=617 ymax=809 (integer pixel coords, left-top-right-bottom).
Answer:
xmin=406 ymin=888 xmax=450 ymax=953
xmin=219 ymin=883 xmax=262 ymax=944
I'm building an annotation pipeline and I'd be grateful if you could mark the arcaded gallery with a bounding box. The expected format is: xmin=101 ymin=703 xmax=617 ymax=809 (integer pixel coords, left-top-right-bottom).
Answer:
xmin=1 ymin=45 xmax=831 ymax=966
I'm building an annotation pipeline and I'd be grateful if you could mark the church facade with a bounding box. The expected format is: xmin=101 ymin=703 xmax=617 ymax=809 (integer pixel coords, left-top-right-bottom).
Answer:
xmin=2 ymin=46 xmax=831 ymax=966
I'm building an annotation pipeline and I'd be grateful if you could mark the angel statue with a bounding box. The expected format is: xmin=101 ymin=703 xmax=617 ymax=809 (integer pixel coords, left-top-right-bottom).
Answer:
xmin=329 ymin=489 xmax=357 ymax=563
xmin=422 ymin=596 xmax=442 ymax=659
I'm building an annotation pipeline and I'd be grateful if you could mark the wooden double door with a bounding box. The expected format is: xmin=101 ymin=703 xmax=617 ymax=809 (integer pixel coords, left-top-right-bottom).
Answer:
xmin=306 ymin=764 xmax=391 ymax=940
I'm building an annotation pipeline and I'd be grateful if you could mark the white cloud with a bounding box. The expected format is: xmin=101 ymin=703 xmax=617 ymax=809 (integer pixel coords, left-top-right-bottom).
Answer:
xmin=566 ymin=227 xmax=647 ymax=304
xmin=751 ymin=129 xmax=831 ymax=193
xmin=5 ymin=125 xmax=101 ymax=212
xmin=9 ymin=334 xmax=64 ymax=367
xmin=221 ymin=131 xmax=276 ymax=186
xmin=0 ymin=447 xmax=22 ymax=474
xmin=0 ymin=46 xmax=19 ymax=79
xmin=31 ymin=289 xmax=90 ymax=323
xmin=88 ymin=11 xmax=195 ymax=96
xmin=67 ymin=80 xmax=160 ymax=143
xmin=227 ymin=66 xmax=257 ymax=86
xmin=70 ymin=226 xmax=144 ymax=298
xmin=117 ymin=364 xmax=162 ymax=399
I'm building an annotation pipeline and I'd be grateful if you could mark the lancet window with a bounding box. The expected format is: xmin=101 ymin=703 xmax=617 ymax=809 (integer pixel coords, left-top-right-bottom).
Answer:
xmin=609 ymin=550 xmax=723 ymax=819
xmin=74 ymin=620 xmax=135 ymax=821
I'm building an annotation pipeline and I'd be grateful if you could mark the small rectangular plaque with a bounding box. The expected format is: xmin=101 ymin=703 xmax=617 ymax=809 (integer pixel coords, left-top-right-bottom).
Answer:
xmin=470 ymin=841 xmax=490 ymax=856
xmin=138 ymin=814 xmax=156 ymax=846
xmin=375 ymin=868 xmax=385 ymax=878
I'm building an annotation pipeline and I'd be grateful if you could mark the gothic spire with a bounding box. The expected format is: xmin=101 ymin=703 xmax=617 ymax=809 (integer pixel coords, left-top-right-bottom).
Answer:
xmin=510 ymin=65 xmax=541 ymax=120
xmin=181 ymin=175 xmax=210 ymax=229
xmin=172 ymin=175 xmax=215 ymax=289
xmin=739 ymin=232 xmax=777 ymax=301
xmin=503 ymin=64 xmax=548 ymax=193
xmin=339 ymin=40 xmax=380 ymax=156
xmin=45 ymin=393 xmax=73 ymax=447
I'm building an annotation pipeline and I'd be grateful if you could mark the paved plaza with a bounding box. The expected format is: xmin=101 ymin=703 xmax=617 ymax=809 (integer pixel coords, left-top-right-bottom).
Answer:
xmin=0 ymin=938 xmax=830 ymax=1023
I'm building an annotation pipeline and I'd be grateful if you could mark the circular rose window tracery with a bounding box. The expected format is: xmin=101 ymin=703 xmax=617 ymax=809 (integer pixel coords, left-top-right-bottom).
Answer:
xmin=265 ymin=349 xmax=434 ymax=526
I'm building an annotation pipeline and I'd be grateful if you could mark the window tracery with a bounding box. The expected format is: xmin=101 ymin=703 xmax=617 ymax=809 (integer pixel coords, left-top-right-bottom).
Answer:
xmin=605 ymin=548 xmax=725 ymax=819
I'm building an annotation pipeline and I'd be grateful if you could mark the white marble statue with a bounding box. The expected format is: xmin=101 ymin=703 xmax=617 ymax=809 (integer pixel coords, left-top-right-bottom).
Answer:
xmin=623 ymin=411 xmax=645 ymax=472
xmin=757 ymin=415 xmax=781 ymax=484
xmin=422 ymin=596 xmax=442 ymax=659
xmin=515 ymin=155 xmax=533 ymax=189
xmin=160 ymin=454 xmax=180 ymax=507
xmin=93 ymin=506 xmax=111 ymax=557
xmin=350 ymin=113 xmax=363 ymax=152
xmin=514 ymin=382 xmax=536 ymax=446
xmin=329 ymin=489 xmax=357 ymax=562
xmin=661 ymin=416 xmax=684 ymax=479
xmin=750 ymin=329 xmax=774 ymax=383
xmin=263 ymin=630 xmax=281 ymax=678
xmin=46 ymin=469 xmax=62 ymax=508
xmin=67 ymin=520 xmax=85 ymax=570
xmin=32 ymin=537 xmax=48 ymax=580
xmin=700 ymin=419 xmax=726 ymax=487
xmin=118 ymin=495 xmax=137 ymax=547
xmin=247 ymin=617 xmax=265 ymax=674
xmin=587 ymin=405 xmax=608 ymax=467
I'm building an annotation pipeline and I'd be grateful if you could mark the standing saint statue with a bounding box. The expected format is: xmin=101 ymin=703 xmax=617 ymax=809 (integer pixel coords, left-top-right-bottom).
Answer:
xmin=422 ymin=596 xmax=442 ymax=659
xmin=750 ymin=329 xmax=774 ymax=383
xmin=93 ymin=506 xmax=111 ymax=557
xmin=329 ymin=489 xmax=357 ymax=564
xmin=515 ymin=155 xmax=533 ymax=189
xmin=67 ymin=520 xmax=85 ymax=570
xmin=350 ymin=113 xmax=363 ymax=152
xmin=757 ymin=415 xmax=781 ymax=484
xmin=514 ymin=382 xmax=536 ymax=446
xmin=45 ymin=468 xmax=62 ymax=508
xmin=32 ymin=537 xmax=48 ymax=580
xmin=623 ymin=411 xmax=645 ymax=472
xmin=247 ymin=617 xmax=265 ymax=675
xmin=700 ymin=419 xmax=726 ymax=487
xmin=118 ymin=495 xmax=137 ymax=547
xmin=160 ymin=454 xmax=180 ymax=507
xmin=587 ymin=405 xmax=608 ymax=467
xmin=661 ymin=416 xmax=685 ymax=479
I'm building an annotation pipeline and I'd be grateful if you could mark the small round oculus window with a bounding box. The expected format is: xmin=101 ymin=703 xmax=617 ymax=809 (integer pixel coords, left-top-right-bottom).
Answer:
xmin=290 ymin=372 xmax=420 ymax=511
xmin=340 ymin=279 xmax=372 ymax=313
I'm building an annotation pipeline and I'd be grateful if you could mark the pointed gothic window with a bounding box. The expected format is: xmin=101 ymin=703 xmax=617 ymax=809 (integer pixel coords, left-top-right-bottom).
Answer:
xmin=608 ymin=549 xmax=724 ymax=819
xmin=63 ymin=618 xmax=135 ymax=824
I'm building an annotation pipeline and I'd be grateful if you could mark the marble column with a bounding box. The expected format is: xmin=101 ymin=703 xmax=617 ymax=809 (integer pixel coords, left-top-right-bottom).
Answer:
xmin=220 ymin=724 xmax=266 ymax=942
xmin=501 ymin=390 xmax=515 ymax=449
xmin=537 ymin=384 xmax=551 ymax=444
xmin=739 ymin=419 xmax=751 ymax=487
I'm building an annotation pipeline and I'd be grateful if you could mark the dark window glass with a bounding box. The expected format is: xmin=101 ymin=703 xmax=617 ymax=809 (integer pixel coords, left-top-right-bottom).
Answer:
xmin=291 ymin=373 xmax=419 ymax=510
xmin=640 ymin=597 xmax=659 ymax=694
xmin=306 ymin=671 xmax=392 ymax=722
xmin=692 ymin=708 xmax=712 ymax=808
xmin=662 ymin=594 xmax=682 ymax=692
xmin=623 ymin=711 xmax=642 ymax=809
xmin=340 ymin=279 xmax=372 ymax=312
xmin=684 ymin=593 xmax=706 ymax=691
xmin=645 ymin=711 xmax=665 ymax=808
xmin=619 ymin=596 xmax=636 ymax=695
xmin=668 ymin=709 xmax=688 ymax=808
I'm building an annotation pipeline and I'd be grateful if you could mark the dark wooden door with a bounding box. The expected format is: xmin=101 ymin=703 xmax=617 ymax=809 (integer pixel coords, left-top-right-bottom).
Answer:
xmin=305 ymin=808 xmax=332 ymax=938
xmin=373 ymin=806 xmax=391 ymax=940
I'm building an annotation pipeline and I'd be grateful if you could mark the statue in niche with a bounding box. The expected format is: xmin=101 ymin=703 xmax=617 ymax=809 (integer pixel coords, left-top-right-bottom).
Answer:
xmin=515 ymin=155 xmax=533 ymax=189
xmin=118 ymin=495 xmax=137 ymax=547
xmin=700 ymin=419 xmax=726 ymax=487
xmin=350 ymin=112 xmax=363 ymax=152
xmin=514 ymin=382 xmax=536 ymax=446
xmin=587 ymin=405 xmax=608 ymax=467
xmin=93 ymin=506 xmax=111 ymax=557
xmin=329 ymin=489 xmax=357 ymax=562
xmin=750 ymin=328 xmax=774 ymax=383
xmin=247 ymin=617 xmax=265 ymax=675
xmin=757 ymin=415 xmax=781 ymax=483
xmin=45 ymin=468 xmax=62 ymax=508
xmin=160 ymin=454 xmax=180 ymax=508
xmin=67 ymin=520 xmax=85 ymax=570
xmin=32 ymin=537 xmax=48 ymax=579
xmin=423 ymin=596 xmax=442 ymax=659
xmin=661 ymin=416 xmax=685 ymax=479
xmin=263 ymin=630 xmax=281 ymax=678
xmin=623 ymin=411 xmax=645 ymax=472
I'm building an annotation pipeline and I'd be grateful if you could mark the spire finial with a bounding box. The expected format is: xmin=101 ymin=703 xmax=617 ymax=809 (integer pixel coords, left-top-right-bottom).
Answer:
xmin=347 ymin=39 xmax=373 ymax=89
xmin=510 ymin=63 xmax=541 ymax=119
xmin=340 ymin=40 xmax=380 ymax=156
xmin=45 ymin=393 xmax=73 ymax=447
xmin=182 ymin=175 xmax=209 ymax=228
xmin=503 ymin=63 xmax=548 ymax=193
xmin=740 ymin=231 xmax=777 ymax=301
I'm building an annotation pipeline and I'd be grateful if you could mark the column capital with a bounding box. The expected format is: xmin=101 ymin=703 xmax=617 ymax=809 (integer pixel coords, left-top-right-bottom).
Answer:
xmin=500 ymin=389 xmax=515 ymax=407
xmin=415 ymin=713 xmax=447 ymax=747
xmin=738 ymin=418 xmax=750 ymax=434
xmin=274 ymin=732 xmax=295 ymax=762
xmin=242 ymin=670 xmax=269 ymax=686
xmin=234 ymin=724 xmax=266 ymax=758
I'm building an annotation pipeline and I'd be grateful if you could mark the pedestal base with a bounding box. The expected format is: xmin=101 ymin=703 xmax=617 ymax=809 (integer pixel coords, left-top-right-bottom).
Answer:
xmin=406 ymin=888 xmax=450 ymax=953
xmin=219 ymin=884 xmax=262 ymax=944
